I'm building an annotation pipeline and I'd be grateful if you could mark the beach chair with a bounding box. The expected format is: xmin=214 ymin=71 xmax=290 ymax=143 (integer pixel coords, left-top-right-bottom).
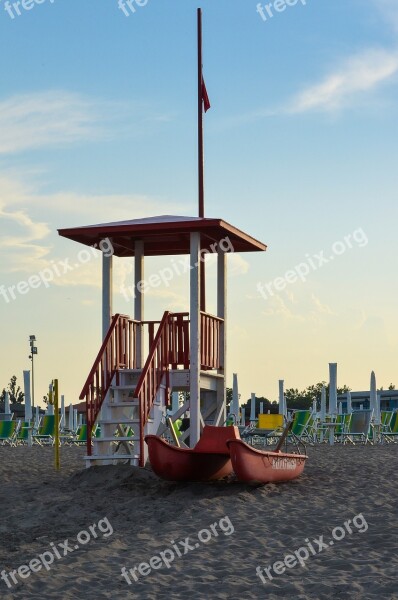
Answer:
xmin=342 ymin=410 xmax=373 ymax=444
xmin=380 ymin=411 xmax=394 ymax=434
xmin=289 ymin=410 xmax=315 ymax=443
xmin=16 ymin=421 xmax=32 ymax=445
xmin=73 ymin=424 xmax=99 ymax=446
xmin=333 ymin=414 xmax=352 ymax=443
xmin=33 ymin=415 xmax=57 ymax=446
xmin=0 ymin=420 xmax=20 ymax=446
xmin=380 ymin=411 xmax=398 ymax=443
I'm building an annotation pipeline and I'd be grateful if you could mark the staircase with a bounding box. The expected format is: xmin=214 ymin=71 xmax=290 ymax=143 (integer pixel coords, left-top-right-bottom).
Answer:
xmin=80 ymin=311 xmax=190 ymax=467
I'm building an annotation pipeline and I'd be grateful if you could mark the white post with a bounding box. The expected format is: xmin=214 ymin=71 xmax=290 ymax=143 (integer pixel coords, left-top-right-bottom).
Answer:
xmin=61 ymin=395 xmax=65 ymax=430
xmin=231 ymin=373 xmax=240 ymax=420
xmin=278 ymin=380 xmax=285 ymax=416
xmin=134 ymin=240 xmax=144 ymax=368
xmin=4 ymin=391 xmax=10 ymax=417
xmin=329 ymin=363 xmax=338 ymax=415
xmin=189 ymin=231 xmax=201 ymax=447
xmin=68 ymin=403 xmax=74 ymax=431
xmin=23 ymin=370 xmax=32 ymax=422
xmin=346 ymin=391 xmax=352 ymax=414
xmin=172 ymin=392 xmax=179 ymax=415
xmin=217 ymin=248 xmax=227 ymax=424
xmin=241 ymin=407 xmax=246 ymax=426
xmin=320 ymin=386 xmax=326 ymax=421
xmin=34 ymin=405 xmax=40 ymax=427
xmin=250 ymin=393 xmax=256 ymax=422
xmin=102 ymin=251 xmax=113 ymax=340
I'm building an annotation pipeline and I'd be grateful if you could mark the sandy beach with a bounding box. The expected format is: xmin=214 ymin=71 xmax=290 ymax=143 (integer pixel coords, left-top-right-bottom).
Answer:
xmin=0 ymin=445 xmax=397 ymax=600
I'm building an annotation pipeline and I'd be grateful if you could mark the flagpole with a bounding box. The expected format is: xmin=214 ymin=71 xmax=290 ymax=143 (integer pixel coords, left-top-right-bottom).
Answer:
xmin=197 ymin=7 xmax=206 ymax=312
xmin=198 ymin=7 xmax=204 ymax=219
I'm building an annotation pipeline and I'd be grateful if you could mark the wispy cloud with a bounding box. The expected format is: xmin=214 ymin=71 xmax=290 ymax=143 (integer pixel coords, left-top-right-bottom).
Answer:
xmin=373 ymin=0 xmax=398 ymax=32
xmin=0 ymin=91 xmax=106 ymax=155
xmin=288 ymin=48 xmax=398 ymax=113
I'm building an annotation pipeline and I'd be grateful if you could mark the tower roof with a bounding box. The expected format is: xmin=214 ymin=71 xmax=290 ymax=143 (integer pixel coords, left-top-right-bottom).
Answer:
xmin=58 ymin=215 xmax=267 ymax=257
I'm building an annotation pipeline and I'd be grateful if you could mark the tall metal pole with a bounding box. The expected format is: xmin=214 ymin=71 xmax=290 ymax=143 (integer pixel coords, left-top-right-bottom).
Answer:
xmin=31 ymin=352 xmax=35 ymax=411
xmin=197 ymin=8 xmax=206 ymax=311
xmin=198 ymin=8 xmax=204 ymax=219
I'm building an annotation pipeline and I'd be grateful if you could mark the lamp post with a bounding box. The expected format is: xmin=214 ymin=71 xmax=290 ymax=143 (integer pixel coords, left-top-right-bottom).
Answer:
xmin=29 ymin=335 xmax=38 ymax=411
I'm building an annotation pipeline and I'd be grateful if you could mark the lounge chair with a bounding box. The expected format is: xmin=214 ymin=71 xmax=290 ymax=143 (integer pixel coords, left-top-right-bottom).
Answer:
xmin=33 ymin=415 xmax=57 ymax=446
xmin=380 ymin=411 xmax=398 ymax=443
xmin=0 ymin=420 xmax=20 ymax=446
xmin=16 ymin=421 xmax=32 ymax=445
xmin=289 ymin=410 xmax=315 ymax=444
xmin=342 ymin=410 xmax=373 ymax=444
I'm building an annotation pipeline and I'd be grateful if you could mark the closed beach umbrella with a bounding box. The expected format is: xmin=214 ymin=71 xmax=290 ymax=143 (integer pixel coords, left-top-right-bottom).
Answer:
xmin=278 ymin=380 xmax=286 ymax=417
xmin=241 ymin=407 xmax=246 ymax=426
xmin=61 ymin=395 xmax=66 ymax=429
xmin=250 ymin=393 xmax=256 ymax=422
xmin=230 ymin=373 xmax=240 ymax=422
xmin=346 ymin=391 xmax=352 ymax=414
xmin=260 ymin=401 xmax=264 ymax=415
xmin=370 ymin=371 xmax=378 ymax=421
xmin=320 ymin=386 xmax=326 ymax=421
xmin=68 ymin=403 xmax=74 ymax=431
xmin=4 ymin=391 xmax=10 ymax=416
xmin=329 ymin=363 xmax=338 ymax=415
xmin=376 ymin=391 xmax=381 ymax=425
xmin=73 ymin=409 xmax=78 ymax=432
xmin=34 ymin=405 xmax=40 ymax=429
xmin=312 ymin=399 xmax=317 ymax=414
xmin=23 ymin=370 xmax=32 ymax=421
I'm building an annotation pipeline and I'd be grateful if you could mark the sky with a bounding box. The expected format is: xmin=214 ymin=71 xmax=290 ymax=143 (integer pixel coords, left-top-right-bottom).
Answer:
xmin=1 ymin=0 xmax=398 ymax=408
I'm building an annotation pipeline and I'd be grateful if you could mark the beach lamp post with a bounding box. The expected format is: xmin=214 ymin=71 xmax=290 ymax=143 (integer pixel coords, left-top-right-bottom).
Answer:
xmin=28 ymin=335 xmax=38 ymax=411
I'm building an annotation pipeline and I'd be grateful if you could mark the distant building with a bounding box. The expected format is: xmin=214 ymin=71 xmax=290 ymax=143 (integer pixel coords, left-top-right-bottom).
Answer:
xmin=338 ymin=390 xmax=398 ymax=412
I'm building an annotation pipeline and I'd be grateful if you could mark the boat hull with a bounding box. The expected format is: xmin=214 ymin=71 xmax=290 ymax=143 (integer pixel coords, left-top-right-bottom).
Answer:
xmin=145 ymin=433 xmax=234 ymax=482
xmin=227 ymin=439 xmax=307 ymax=484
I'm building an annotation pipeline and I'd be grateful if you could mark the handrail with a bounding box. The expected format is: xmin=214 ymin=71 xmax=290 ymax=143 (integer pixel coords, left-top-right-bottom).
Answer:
xmin=80 ymin=314 xmax=134 ymax=456
xmin=135 ymin=311 xmax=190 ymax=466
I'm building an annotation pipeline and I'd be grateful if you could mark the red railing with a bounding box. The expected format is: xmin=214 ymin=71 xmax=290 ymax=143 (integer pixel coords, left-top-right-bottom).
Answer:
xmin=200 ymin=312 xmax=223 ymax=370
xmin=135 ymin=311 xmax=190 ymax=466
xmin=80 ymin=314 xmax=134 ymax=455
xmin=81 ymin=310 xmax=223 ymax=462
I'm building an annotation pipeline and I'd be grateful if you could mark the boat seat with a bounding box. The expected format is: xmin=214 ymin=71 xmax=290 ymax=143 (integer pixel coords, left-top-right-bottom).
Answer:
xmin=194 ymin=425 xmax=240 ymax=454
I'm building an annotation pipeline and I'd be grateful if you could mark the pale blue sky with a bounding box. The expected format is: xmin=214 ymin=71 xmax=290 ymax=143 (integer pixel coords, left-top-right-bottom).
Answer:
xmin=1 ymin=0 xmax=397 ymax=406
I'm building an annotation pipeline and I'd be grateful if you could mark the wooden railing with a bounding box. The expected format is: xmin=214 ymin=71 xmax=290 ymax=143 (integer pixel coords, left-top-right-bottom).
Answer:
xmin=81 ymin=310 xmax=223 ymax=460
xmin=80 ymin=314 xmax=134 ymax=455
xmin=135 ymin=311 xmax=190 ymax=466
xmin=200 ymin=311 xmax=224 ymax=370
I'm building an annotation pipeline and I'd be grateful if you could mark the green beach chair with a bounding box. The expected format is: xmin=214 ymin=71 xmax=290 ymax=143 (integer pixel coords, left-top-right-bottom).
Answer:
xmin=73 ymin=424 xmax=98 ymax=446
xmin=0 ymin=420 xmax=20 ymax=446
xmin=33 ymin=415 xmax=56 ymax=446
xmin=290 ymin=410 xmax=314 ymax=443
xmin=342 ymin=410 xmax=373 ymax=444
xmin=16 ymin=421 xmax=32 ymax=445
xmin=380 ymin=411 xmax=398 ymax=443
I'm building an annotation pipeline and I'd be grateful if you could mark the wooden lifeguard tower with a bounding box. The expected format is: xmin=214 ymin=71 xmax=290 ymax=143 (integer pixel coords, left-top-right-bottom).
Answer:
xmin=57 ymin=10 xmax=267 ymax=468
xmin=58 ymin=216 xmax=266 ymax=467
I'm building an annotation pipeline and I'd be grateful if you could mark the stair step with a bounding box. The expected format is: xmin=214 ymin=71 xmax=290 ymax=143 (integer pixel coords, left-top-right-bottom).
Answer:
xmin=84 ymin=454 xmax=140 ymax=461
xmin=99 ymin=418 xmax=147 ymax=425
xmin=111 ymin=385 xmax=138 ymax=390
xmin=109 ymin=401 xmax=139 ymax=407
xmin=95 ymin=437 xmax=139 ymax=442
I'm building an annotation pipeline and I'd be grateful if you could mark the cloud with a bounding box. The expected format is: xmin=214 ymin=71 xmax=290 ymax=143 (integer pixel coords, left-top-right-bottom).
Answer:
xmin=373 ymin=0 xmax=398 ymax=32
xmin=0 ymin=91 xmax=106 ymax=155
xmin=263 ymin=292 xmax=336 ymax=322
xmin=288 ymin=48 xmax=398 ymax=113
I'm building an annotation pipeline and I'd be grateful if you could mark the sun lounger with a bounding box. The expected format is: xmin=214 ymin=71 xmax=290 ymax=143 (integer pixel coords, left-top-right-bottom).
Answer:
xmin=33 ymin=415 xmax=57 ymax=446
xmin=0 ymin=420 xmax=20 ymax=446
xmin=342 ymin=410 xmax=373 ymax=444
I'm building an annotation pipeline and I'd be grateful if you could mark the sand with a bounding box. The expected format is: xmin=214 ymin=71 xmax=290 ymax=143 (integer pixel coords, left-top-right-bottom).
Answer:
xmin=0 ymin=444 xmax=397 ymax=600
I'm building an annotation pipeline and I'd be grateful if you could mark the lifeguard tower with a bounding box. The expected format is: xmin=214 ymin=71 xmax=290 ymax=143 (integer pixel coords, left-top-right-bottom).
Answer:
xmin=58 ymin=216 xmax=266 ymax=467
xmin=57 ymin=10 xmax=267 ymax=468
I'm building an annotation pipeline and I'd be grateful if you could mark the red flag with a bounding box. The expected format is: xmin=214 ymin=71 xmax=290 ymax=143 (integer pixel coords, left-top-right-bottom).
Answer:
xmin=202 ymin=78 xmax=211 ymax=113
